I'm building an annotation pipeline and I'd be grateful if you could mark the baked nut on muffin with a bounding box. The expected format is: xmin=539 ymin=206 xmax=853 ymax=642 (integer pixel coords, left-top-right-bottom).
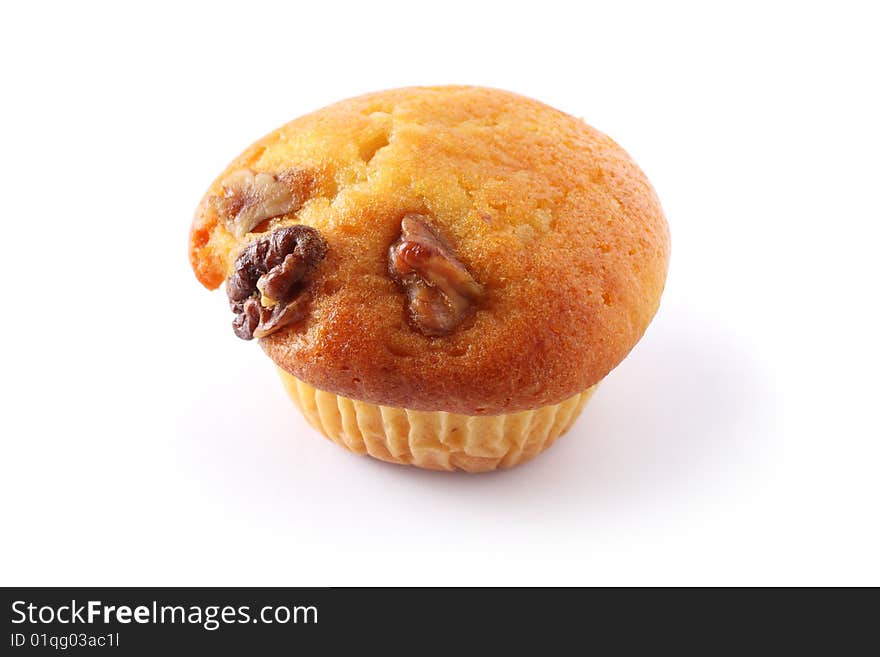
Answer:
xmin=189 ymin=86 xmax=670 ymax=472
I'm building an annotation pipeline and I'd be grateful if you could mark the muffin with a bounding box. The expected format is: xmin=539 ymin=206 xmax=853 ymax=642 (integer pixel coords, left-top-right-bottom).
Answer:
xmin=189 ymin=86 xmax=669 ymax=472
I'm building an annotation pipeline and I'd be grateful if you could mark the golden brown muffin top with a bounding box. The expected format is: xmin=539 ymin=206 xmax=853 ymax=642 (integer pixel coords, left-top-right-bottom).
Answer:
xmin=189 ymin=86 xmax=670 ymax=414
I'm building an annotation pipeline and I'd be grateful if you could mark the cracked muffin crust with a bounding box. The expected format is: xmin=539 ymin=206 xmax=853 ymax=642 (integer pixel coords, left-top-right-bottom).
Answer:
xmin=189 ymin=86 xmax=669 ymax=415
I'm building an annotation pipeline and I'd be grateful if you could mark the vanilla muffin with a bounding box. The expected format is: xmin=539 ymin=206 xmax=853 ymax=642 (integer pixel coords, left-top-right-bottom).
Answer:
xmin=189 ymin=86 xmax=669 ymax=472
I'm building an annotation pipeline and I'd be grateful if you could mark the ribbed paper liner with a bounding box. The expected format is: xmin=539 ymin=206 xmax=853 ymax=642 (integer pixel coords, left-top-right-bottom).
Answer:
xmin=278 ymin=369 xmax=596 ymax=472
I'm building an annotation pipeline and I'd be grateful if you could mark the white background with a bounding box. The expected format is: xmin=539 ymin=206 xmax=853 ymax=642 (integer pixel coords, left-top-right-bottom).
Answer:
xmin=1 ymin=1 xmax=878 ymax=586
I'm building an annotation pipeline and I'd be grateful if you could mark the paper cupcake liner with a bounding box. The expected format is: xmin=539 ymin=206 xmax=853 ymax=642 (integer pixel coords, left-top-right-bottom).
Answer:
xmin=277 ymin=369 xmax=596 ymax=472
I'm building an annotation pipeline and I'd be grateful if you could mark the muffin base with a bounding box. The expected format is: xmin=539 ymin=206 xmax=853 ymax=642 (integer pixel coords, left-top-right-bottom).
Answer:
xmin=278 ymin=369 xmax=596 ymax=472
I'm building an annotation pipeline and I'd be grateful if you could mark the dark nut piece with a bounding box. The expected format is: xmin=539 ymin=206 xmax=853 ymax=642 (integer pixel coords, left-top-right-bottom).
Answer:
xmin=227 ymin=225 xmax=328 ymax=340
xmin=215 ymin=168 xmax=312 ymax=237
xmin=388 ymin=214 xmax=483 ymax=336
